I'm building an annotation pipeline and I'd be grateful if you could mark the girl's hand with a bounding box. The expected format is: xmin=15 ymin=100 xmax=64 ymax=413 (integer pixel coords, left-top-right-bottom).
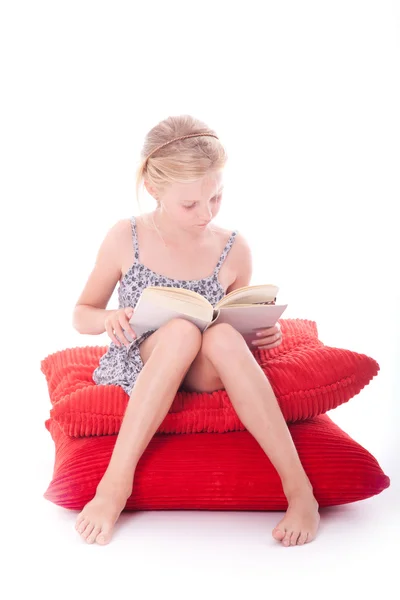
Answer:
xmin=251 ymin=322 xmax=282 ymax=350
xmin=105 ymin=307 xmax=137 ymax=348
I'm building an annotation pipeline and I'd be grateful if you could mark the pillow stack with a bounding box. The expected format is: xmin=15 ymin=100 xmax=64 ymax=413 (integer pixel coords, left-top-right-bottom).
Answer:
xmin=41 ymin=318 xmax=390 ymax=511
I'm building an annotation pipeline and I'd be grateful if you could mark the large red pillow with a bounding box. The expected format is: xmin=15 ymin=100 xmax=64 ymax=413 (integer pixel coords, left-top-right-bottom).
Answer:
xmin=43 ymin=413 xmax=390 ymax=511
xmin=40 ymin=318 xmax=380 ymax=437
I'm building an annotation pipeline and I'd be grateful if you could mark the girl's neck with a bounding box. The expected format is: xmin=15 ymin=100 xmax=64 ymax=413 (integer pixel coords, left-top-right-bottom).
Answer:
xmin=148 ymin=209 xmax=212 ymax=248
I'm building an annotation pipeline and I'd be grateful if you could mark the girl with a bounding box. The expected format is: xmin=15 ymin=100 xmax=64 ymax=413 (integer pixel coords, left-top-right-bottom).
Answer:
xmin=72 ymin=114 xmax=320 ymax=547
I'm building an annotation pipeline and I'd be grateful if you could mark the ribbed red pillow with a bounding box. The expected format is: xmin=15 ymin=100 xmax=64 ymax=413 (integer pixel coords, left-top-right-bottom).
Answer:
xmin=43 ymin=413 xmax=390 ymax=511
xmin=40 ymin=319 xmax=380 ymax=437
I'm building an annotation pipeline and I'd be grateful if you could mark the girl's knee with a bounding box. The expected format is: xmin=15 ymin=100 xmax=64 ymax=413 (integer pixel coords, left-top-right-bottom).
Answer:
xmin=202 ymin=323 xmax=244 ymax=356
xmin=160 ymin=318 xmax=202 ymax=349
xmin=139 ymin=319 xmax=201 ymax=366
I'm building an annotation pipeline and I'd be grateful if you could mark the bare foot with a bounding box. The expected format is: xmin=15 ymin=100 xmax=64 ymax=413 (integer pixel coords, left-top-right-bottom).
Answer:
xmin=75 ymin=484 xmax=131 ymax=545
xmin=272 ymin=489 xmax=320 ymax=547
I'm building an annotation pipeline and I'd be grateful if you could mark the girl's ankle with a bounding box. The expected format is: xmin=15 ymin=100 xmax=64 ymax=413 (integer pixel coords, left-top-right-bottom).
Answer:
xmin=96 ymin=474 xmax=133 ymax=499
xmin=283 ymin=477 xmax=314 ymax=500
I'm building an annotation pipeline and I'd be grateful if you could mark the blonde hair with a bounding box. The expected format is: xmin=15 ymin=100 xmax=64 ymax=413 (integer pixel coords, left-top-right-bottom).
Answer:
xmin=135 ymin=114 xmax=227 ymax=213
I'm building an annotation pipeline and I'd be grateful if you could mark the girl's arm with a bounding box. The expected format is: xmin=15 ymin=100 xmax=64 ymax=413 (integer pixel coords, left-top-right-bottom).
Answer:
xmin=225 ymin=233 xmax=253 ymax=295
xmin=73 ymin=220 xmax=126 ymax=335
xmin=73 ymin=305 xmax=117 ymax=335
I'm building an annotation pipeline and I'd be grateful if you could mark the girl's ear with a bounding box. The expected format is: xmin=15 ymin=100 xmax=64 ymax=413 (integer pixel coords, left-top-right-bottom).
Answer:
xmin=144 ymin=180 xmax=157 ymax=197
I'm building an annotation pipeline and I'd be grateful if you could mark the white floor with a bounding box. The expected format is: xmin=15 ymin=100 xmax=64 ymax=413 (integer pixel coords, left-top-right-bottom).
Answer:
xmin=4 ymin=317 xmax=398 ymax=600
xmin=7 ymin=486 xmax=398 ymax=599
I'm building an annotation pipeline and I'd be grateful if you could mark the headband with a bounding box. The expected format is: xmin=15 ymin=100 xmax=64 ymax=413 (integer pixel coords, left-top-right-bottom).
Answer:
xmin=144 ymin=133 xmax=219 ymax=163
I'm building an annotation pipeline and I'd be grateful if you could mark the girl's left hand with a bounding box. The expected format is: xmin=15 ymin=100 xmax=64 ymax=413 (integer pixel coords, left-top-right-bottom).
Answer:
xmin=251 ymin=322 xmax=282 ymax=350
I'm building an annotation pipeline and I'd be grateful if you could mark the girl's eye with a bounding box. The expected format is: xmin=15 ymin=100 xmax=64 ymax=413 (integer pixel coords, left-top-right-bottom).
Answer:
xmin=184 ymin=194 xmax=222 ymax=210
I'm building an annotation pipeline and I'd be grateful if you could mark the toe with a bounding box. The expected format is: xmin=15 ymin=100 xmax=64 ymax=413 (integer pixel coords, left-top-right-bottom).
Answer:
xmin=96 ymin=527 xmax=112 ymax=545
xmin=86 ymin=526 xmax=102 ymax=544
xmin=272 ymin=527 xmax=285 ymax=541
xmin=77 ymin=518 xmax=90 ymax=535
xmin=297 ymin=531 xmax=308 ymax=545
xmin=290 ymin=531 xmax=301 ymax=546
xmin=282 ymin=531 xmax=292 ymax=546
xmin=81 ymin=522 xmax=95 ymax=541
xmin=75 ymin=513 xmax=86 ymax=530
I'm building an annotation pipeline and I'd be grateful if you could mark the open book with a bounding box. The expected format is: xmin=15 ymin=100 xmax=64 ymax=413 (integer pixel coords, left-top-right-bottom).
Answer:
xmin=127 ymin=284 xmax=288 ymax=348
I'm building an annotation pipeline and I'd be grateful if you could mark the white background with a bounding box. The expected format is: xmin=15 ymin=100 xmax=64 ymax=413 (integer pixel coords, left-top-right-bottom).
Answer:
xmin=1 ymin=1 xmax=399 ymax=598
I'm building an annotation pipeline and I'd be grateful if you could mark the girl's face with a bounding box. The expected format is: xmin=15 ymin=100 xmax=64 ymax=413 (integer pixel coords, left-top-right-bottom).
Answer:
xmin=147 ymin=171 xmax=224 ymax=230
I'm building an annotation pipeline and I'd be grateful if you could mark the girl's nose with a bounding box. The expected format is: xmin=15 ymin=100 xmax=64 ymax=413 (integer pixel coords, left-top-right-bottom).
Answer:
xmin=199 ymin=209 xmax=212 ymax=221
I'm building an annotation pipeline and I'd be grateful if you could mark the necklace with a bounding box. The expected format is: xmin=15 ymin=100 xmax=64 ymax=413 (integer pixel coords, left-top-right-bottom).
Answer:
xmin=149 ymin=210 xmax=215 ymax=249
xmin=150 ymin=212 xmax=168 ymax=248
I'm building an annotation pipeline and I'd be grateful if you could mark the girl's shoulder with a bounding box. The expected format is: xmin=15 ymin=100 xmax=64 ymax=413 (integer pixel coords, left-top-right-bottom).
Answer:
xmin=208 ymin=225 xmax=251 ymax=274
xmin=119 ymin=214 xmax=248 ymax=255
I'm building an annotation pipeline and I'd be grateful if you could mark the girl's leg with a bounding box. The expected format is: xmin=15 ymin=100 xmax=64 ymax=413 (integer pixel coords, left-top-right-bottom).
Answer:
xmin=75 ymin=318 xmax=202 ymax=545
xmin=199 ymin=323 xmax=320 ymax=547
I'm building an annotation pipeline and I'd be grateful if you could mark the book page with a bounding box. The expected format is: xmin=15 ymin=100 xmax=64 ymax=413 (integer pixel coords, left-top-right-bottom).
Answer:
xmin=144 ymin=286 xmax=210 ymax=308
xmin=212 ymin=303 xmax=288 ymax=347
xmin=129 ymin=298 xmax=212 ymax=338
xmin=215 ymin=284 xmax=279 ymax=309
xmin=128 ymin=290 xmax=214 ymax=338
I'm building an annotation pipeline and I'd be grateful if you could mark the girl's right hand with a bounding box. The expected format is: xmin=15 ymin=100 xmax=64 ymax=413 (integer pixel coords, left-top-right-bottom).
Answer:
xmin=105 ymin=307 xmax=137 ymax=347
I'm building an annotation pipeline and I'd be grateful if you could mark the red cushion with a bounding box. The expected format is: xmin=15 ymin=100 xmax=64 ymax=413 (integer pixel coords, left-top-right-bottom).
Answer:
xmin=40 ymin=318 xmax=380 ymax=437
xmin=43 ymin=413 xmax=390 ymax=511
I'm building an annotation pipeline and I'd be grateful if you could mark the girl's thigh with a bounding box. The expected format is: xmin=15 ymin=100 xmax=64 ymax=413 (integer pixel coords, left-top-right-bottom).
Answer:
xmin=138 ymin=323 xmax=224 ymax=394
xmin=138 ymin=318 xmax=200 ymax=367
xmin=180 ymin=348 xmax=224 ymax=393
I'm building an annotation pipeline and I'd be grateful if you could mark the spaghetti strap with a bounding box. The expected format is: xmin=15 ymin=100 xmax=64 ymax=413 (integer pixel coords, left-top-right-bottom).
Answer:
xmin=214 ymin=230 xmax=238 ymax=275
xmin=130 ymin=215 xmax=140 ymax=262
